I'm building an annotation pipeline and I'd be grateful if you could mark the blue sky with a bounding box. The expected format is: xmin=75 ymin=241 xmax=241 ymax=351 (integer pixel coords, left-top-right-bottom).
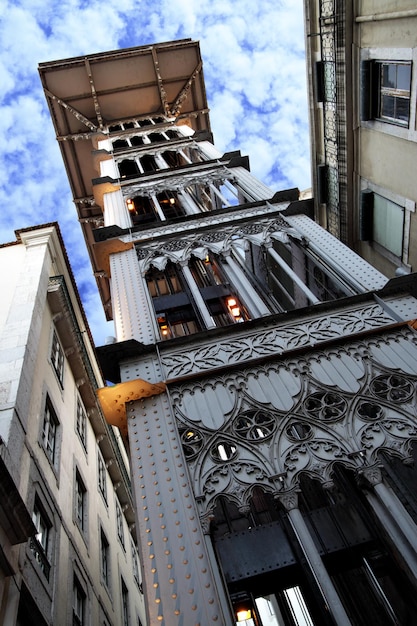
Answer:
xmin=0 ymin=0 xmax=310 ymax=345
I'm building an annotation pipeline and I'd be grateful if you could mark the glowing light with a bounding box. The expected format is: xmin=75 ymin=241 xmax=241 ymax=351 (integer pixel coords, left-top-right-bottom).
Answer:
xmin=236 ymin=609 xmax=252 ymax=622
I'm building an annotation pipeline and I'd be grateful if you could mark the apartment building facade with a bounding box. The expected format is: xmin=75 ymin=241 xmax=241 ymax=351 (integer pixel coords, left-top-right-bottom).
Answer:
xmin=304 ymin=0 xmax=417 ymax=277
xmin=0 ymin=224 xmax=144 ymax=625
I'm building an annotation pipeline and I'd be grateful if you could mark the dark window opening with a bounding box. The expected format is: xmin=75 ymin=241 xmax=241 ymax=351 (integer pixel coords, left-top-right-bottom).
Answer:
xmin=100 ymin=529 xmax=110 ymax=587
xmin=75 ymin=470 xmax=86 ymax=532
xmin=113 ymin=139 xmax=129 ymax=150
xmin=130 ymin=135 xmax=144 ymax=146
xmin=146 ymin=263 xmax=184 ymax=297
xmin=109 ymin=124 xmax=122 ymax=132
xmin=148 ymin=132 xmax=166 ymax=143
xmin=123 ymin=122 xmax=135 ymax=129
xmin=166 ymin=129 xmax=178 ymax=139
xmin=157 ymin=308 xmax=200 ymax=339
xmin=119 ymin=159 xmax=140 ymax=179
xmin=211 ymin=490 xmax=280 ymax=541
xmin=73 ymin=575 xmax=86 ymax=626
xmin=156 ymin=190 xmax=184 ymax=219
xmin=139 ymin=154 xmax=157 ymax=172
xmin=211 ymin=497 xmax=251 ymax=540
xmin=208 ymin=296 xmax=250 ymax=325
xmin=31 ymin=499 xmax=51 ymax=580
xmin=161 ymin=150 xmax=183 ymax=168
xmin=190 ymin=256 xmax=225 ymax=288
xmin=121 ymin=578 xmax=130 ymax=626
xmin=42 ymin=395 xmax=59 ymax=464
xmin=126 ymin=196 xmax=156 ymax=225
xmin=51 ymin=329 xmax=64 ymax=385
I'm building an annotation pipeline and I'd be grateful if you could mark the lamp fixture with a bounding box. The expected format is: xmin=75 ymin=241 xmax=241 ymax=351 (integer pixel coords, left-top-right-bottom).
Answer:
xmin=236 ymin=609 xmax=252 ymax=622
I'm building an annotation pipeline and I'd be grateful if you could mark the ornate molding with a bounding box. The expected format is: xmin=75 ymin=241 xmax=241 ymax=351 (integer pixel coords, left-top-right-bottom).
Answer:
xmin=123 ymin=165 xmax=232 ymax=198
xmin=162 ymin=304 xmax=396 ymax=379
xmin=276 ymin=489 xmax=300 ymax=512
xmin=170 ymin=328 xmax=417 ymax=515
xmin=134 ymin=215 xmax=295 ymax=269
xmin=123 ymin=201 xmax=290 ymax=244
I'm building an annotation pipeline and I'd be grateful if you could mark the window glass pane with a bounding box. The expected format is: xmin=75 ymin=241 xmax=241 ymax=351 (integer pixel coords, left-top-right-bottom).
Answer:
xmin=397 ymin=64 xmax=411 ymax=90
xmin=156 ymin=277 xmax=169 ymax=295
xmin=378 ymin=62 xmax=411 ymax=125
xmin=380 ymin=95 xmax=395 ymax=119
xmin=373 ymin=195 xmax=403 ymax=257
xmin=396 ymin=97 xmax=410 ymax=123
xmin=382 ymin=64 xmax=396 ymax=88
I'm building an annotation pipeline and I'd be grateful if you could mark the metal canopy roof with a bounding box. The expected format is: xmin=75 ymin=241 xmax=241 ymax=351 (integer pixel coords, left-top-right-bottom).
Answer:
xmin=38 ymin=39 xmax=210 ymax=201
xmin=39 ymin=40 xmax=210 ymax=319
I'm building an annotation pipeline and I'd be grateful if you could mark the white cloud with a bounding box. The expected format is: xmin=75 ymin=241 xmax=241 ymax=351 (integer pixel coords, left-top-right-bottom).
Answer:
xmin=0 ymin=0 xmax=311 ymax=344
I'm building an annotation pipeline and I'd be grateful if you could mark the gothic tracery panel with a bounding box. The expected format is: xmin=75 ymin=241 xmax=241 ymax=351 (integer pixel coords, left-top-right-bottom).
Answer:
xmin=170 ymin=329 xmax=417 ymax=516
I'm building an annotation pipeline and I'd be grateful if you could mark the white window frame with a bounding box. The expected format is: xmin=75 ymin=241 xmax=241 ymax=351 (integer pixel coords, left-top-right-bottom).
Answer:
xmin=121 ymin=578 xmax=130 ymax=626
xmin=75 ymin=469 xmax=87 ymax=535
xmin=42 ymin=395 xmax=59 ymax=465
xmin=360 ymin=47 xmax=417 ymax=143
xmin=360 ymin=178 xmax=415 ymax=268
xmin=98 ymin=451 xmax=108 ymax=504
xmin=76 ymin=397 xmax=87 ymax=451
xmin=73 ymin=574 xmax=86 ymax=626
xmin=31 ymin=497 xmax=52 ymax=580
xmin=116 ymin=500 xmax=125 ymax=549
xmin=50 ymin=329 xmax=64 ymax=386
xmin=100 ymin=528 xmax=110 ymax=589
xmin=130 ymin=537 xmax=140 ymax=587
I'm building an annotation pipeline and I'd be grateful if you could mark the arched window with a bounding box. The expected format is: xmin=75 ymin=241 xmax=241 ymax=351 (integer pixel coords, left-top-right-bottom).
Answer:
xmin=148 ymin=132 xmax=166 ymax=143
xmin=130 ymin=135 xmax=144 ymax=146
xmin=161 ymin=150 xmax=182 ymax=168
xmin=156 ymin=190 xmax=184 ymax=219
xmin=140 ymin=155 xmax=157 ymax=172
xmin=118 ymin=159 xmax=140 ymax=179
xmin=112 ymin=139 xmax=129 ymax=150
xmin=126 ymin=196 xmax=156 ymax=225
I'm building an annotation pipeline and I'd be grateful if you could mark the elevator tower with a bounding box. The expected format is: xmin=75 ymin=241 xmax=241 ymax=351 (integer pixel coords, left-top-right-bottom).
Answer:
xmin=40 ymin=41 xmax=417 ymax=626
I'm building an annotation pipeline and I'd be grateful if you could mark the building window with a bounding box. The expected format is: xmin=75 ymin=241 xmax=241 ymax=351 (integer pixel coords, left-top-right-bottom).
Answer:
xmin=131 ymin=538 xmax=140 ymax=587
xmin=146 ymin=264 xmax=183 ymax=297
xmin=100 ymin=529 xmax=110 ymax=588
xmin=76 ymin=399 xmax=87 ymax=451
xmin=360 ymin=190 xmax=404 ymax=257
xmin=42 ymin=396 xmax=59 ymax=464
xmin=30 ymin=499 xmax=51 ymax=580
xmin=373 ymin=193 xmax=404 ymax=256
xmin=75 ymin=470 xmax=87 ymax=533
xmin=116 ymin=500 xmax=125 ymax=549
xmin=51 ymin=329 xmax=64 ymax=385
xmin=378 ymin=62 xmax=411 ymax=126
xmin=361 ymin=60 xmax=411 ymax=127
xmin=121 ymin=578 xmax=130 ymax=626
xmin=98 ymin=453 xmax=107 ymax=503
xmin=73 ymin=575 xmax=86 ymax=626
